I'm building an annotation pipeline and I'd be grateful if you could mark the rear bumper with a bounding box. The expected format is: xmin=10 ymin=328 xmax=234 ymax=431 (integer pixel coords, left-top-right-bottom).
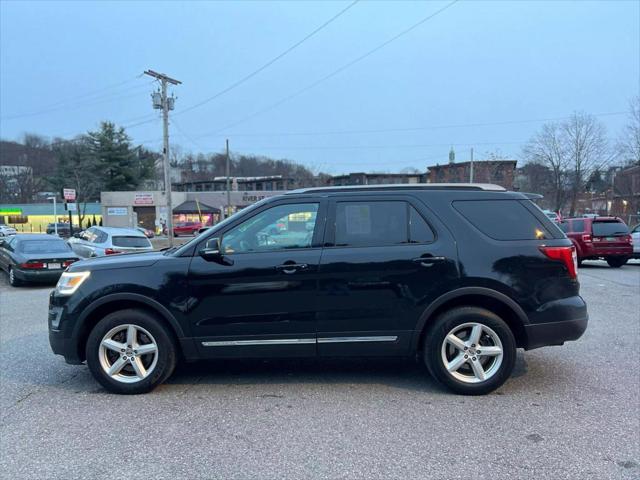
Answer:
xmin=14 ymin=268 xmax=63 ymax=283
xmin=580 ymin=245 xmax=632 ymax=258
xmin=524 ymin=316 xmax=588 ymax=350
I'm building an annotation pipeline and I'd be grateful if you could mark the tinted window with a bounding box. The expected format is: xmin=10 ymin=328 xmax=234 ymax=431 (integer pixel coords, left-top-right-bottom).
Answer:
xmin=592 ymin=221 xmax=629 ymax=236
xmin=222 ymin=203 xmax=319 ymax=253
xmin=453 ymin=200 xmax=550 ymax=240
xmin=409 ymin=206 xmax=435 ymax=243
xmin=335 ymin=201 xmax=407 ymax=247
xmin=111 ymin=236 xmax=152 ymax=248
xmin=20 ymin=239 xmax=71 ymax=254
xmin=571 ymin=219 xmax=585 ymax=232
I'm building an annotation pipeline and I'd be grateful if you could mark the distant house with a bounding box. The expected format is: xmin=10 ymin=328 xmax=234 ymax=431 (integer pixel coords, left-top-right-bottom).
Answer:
xmin=426 ymin=160 xmax=517 ymax=190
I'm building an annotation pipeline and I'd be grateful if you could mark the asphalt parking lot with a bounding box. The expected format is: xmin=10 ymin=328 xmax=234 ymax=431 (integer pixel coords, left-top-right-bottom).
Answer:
xmin=0 ymin=261 xmax=639 ymax=479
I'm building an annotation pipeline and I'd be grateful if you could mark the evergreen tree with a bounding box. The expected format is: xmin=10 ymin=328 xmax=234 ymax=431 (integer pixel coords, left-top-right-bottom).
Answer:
xmin=87 ymin=122 xmax=137 ymax=191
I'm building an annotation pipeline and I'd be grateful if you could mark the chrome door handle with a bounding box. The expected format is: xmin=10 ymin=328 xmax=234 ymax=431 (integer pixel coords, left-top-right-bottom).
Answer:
xmin=412 ymin=256 xmax=446 ymax=267
xmin=275 ymin=263 xmax=308 ymax=274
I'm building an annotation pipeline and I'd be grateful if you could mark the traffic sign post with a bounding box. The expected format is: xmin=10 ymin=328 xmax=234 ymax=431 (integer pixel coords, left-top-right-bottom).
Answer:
xmin=63 ymin=188 xmax=77 ymax=235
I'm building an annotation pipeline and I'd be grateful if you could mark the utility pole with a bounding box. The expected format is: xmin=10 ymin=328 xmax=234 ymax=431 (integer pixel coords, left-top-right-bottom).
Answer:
xmin=469 ymin=148 xmax=474 ymax=183
xmin=144 ymin=69 xmax=181 ymax=246
xmin=226 ymin=139 xmax=231 ymax=219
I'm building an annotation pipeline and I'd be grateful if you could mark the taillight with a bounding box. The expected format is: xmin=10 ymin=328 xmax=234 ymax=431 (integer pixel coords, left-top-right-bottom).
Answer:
xmin=62 ymin=260 xmax=77 ymax=268
xmin=104 ymin=248 xmax=122 ymax=255
xmin=582 ymin=234 xmax=592 ymax=243
xmin=539 ymin=245 xmax=578 ymax=279
xmin=20 ymin=262 xmax=45 ymax=269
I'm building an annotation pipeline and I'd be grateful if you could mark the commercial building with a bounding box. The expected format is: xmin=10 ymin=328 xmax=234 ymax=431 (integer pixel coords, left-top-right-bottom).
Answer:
xmin=173 ymin=175 xmax=296 ymax=192
xmin=100 ymin=189 xmax=284 ymax=231
xmin=426 ymin=160 xmax=517 ymax=190
xmin=0 ymin=202 xmax=102 ymax=233
xmin=327 ymin=172 xmax=426 ymax=186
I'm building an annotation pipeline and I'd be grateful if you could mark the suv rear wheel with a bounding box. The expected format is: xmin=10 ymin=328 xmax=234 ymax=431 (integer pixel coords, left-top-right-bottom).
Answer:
xmin=606 ymin=257 xmax=628 ymax=268
xmin=86 ymin=309 xmax=177 ymax=394
xmin=424 ymin=306 xmax=516 ymax=395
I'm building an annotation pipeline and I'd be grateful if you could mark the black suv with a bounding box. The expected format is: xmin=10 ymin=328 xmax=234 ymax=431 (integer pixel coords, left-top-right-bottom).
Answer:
xmin=49 ymin=184 xmax=588 ymax=395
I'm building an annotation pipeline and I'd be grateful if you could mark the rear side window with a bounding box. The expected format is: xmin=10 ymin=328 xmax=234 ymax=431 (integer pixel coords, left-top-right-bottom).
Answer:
xmin=571 ymin=219 xmax=585 ymax=232
xmin=453 ymin=200 xmax=550 ymax=241
xmin=112 ymin=236 xmax=151 ymax=248
xmin=559 ymin=222 xmax=569 ymax=233
xmin=335 ymin=201 xmax=435 ymax=247
xmin=409 ymin=206 xmax=435 ymax=243
xmin=592 ymin=221 xmax=629 ymax=236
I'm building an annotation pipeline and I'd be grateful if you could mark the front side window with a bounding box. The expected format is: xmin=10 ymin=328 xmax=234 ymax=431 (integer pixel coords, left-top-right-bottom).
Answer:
xmin=221 ymin=203 xmax=319 ymax=254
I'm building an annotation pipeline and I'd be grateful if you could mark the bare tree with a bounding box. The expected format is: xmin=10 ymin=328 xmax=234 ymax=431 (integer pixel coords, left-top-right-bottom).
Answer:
xmin=523 ymin=123 xmax=570 ymax=211
xmin=617 ymin=96 xmax=640 ymax=165
xmin=563 ymin=112 xmax=610 ymax=215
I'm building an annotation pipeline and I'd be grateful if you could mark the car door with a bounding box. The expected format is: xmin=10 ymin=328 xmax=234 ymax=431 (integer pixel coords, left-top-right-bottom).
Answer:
xmin=316 ymin=195 xmax=459 ymax=356
xmin=187 ymin=199 xmax=327 ymax=358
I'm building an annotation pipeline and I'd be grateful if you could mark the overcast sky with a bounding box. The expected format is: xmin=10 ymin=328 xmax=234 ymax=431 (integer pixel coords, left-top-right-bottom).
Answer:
xmin=1 ymin=0 xmax=638 ymax=174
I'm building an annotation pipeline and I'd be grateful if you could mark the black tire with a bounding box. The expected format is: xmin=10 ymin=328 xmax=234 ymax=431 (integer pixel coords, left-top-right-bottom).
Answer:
xmin=86 ymin=309 xmax=177 ymax=394
xmin=8 ymin=267 xmax=22 ymax=287
xmin=577 ymin=258 xmax=583 ymax=267
xmin=423 ymin=306 xmax=516 ymax=395
xmin=606 ymin=257 xmax=628 ymax=268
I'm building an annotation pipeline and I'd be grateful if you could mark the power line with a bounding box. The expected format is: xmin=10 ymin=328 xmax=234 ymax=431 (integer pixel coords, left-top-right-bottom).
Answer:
xmin=1 ymin=78 xmax=152 ymax=120
xmin=203 ymin=0 xmax=459 ymax=136
xmin=174 ymin=0 xmax=360 ymax=117
xmin=189 ymin=110 xmax=627 ymax=140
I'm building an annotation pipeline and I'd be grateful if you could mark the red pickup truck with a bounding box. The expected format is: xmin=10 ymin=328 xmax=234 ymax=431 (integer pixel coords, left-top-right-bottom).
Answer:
xmin=559 ymin=216 xmax=633 ymax=267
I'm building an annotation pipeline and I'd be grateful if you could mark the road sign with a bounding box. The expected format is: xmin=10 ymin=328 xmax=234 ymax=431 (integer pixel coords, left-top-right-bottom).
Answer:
xmin=66 ymin=202 xmax=77 ymax=212
xmin=63 ymin=188 xmax=76 ymax=201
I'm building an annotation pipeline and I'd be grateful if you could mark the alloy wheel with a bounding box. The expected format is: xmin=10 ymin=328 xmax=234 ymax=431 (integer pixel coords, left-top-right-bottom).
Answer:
xmin=440 ymin=322 xmax=504 ymax=384
xmin=98 ymin=324 xmax=159 ymax=384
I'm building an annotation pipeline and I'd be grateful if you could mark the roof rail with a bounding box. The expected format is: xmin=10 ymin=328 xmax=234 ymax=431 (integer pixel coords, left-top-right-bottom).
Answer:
xmin=286 ymin=183 xmax=507 ymax=194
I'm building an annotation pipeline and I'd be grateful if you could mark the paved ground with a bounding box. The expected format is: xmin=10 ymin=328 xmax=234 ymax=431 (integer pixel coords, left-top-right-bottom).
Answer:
xmin=0 ymin=261 xmax=638 ymax=479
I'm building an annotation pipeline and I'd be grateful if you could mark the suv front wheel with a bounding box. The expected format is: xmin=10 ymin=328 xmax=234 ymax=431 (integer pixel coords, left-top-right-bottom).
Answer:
xmin=86 ymin=309 xmax=177 ymax=394
xmin=424 ymin=306 xmax=516 ymax=395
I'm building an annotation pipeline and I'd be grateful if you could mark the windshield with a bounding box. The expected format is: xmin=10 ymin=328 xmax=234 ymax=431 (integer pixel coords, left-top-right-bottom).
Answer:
xmin=20 ymin=240 xmax=71 ymax=254
xmin=592 ymin=221 xmax=629 ymax=236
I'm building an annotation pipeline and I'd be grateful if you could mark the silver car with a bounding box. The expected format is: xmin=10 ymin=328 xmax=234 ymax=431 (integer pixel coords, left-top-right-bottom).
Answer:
xmin=631 ymin=223 xmax=640 ymax=259
xmin=68 ymin=226 xmax=154 ymax=258
xmin=0 ymin=225 xmax=17 ymax=237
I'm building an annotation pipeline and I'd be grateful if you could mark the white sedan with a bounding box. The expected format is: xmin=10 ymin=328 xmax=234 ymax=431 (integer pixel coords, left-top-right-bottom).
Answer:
xmin=0 ymin=225 xmax=17 ymax=237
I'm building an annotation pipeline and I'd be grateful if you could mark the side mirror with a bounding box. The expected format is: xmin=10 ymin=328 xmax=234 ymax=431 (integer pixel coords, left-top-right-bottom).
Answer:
xmin=198 ymin=237 xmax=233 ymax=265
xmin=0 ymin=239 xmax=5 ymax=246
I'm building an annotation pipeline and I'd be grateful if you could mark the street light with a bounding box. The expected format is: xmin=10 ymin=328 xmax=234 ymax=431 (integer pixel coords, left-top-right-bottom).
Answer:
xmin=47 ymin=196 xmax=57 ymax=236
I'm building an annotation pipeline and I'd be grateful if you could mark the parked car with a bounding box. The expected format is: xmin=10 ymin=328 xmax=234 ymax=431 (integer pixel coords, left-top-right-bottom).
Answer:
xmin=0 ymin=225 xmax=17 ymax=237
xmin=49 ymin=184 xmax=588 ymax=395
xmin=631 ymin=224 xmax=640 ymax=259
xmin=559 ymin=216 xmax=633 ymax=267
xmin=542 ymin=210 xmax=560 ymax=223
xmin=136 ymin=226 xmax=155 ymax=238
xmin=46 ymin=223 xmax=78 ymax=237
xmin=173 ymin=221 xmax=202 ymax=236
xmin=0 ymin=234 xmax=79 ymax=286
xmin=68 ymin=226 xmax=154 ymax=258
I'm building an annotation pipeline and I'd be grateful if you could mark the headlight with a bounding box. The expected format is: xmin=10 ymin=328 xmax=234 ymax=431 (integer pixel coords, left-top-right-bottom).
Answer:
xmin=55 ymin=271 xmax=90 ymax=296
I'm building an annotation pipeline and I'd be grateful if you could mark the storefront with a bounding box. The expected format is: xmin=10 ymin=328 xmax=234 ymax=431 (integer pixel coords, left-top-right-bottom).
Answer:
xmin=0 ymin=203 xmax=102 ymax=233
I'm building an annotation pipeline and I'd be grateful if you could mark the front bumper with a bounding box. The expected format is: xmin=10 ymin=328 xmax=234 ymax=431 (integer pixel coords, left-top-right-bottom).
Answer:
xmin=48 ymin=297 xmax=84 ymax=364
